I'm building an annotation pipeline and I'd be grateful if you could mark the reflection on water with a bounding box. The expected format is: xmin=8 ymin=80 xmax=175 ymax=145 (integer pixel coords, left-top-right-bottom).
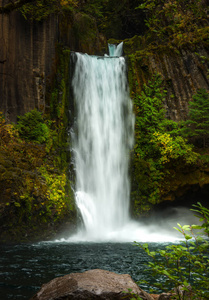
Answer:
xmin=0 ymin=242 xmax=173 ymax=299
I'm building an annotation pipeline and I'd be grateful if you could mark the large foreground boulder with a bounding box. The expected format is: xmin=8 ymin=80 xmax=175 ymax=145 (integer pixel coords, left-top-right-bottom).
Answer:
xmin=30 ymin=269 xmax=155 ymax=300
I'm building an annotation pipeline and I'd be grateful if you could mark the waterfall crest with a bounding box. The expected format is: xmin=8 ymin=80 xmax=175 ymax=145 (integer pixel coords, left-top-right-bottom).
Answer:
xmin=71 ymin=43 xmax=134 ymax=241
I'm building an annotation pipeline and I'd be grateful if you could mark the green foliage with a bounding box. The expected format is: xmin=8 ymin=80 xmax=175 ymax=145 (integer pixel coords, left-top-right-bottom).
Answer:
xmin=132 ymin=74 xmax=166 ymax=208
xmin=134 ymin=73 xmax=197 ymax=164
xmin=0 ymin=110 xmax=75 ymax=242
xmin=134 ymin=73 xmax=166 ymax=159
xmin=16 ymin=109 xmax=50 ymax=144
xmin=38 ymin=166 xmax=72 ymax=220
xmin=151 ymin=133 xmax=199 ymax=165
xmin=79 ymin=0 xmax=105 ymax=19
xmin=182 ymin=89 xmax=209 ymax=148
xmin=135 ymin=203 xmax=209 ymax=299
xmin=19 ymin=0 xmax=77 ymax=21
xmin=192 ymin=202 xmax=209 ymax=236
xmin=132 ymin=74 xmax=198 ymax=212
xmin=136 ymin=0 xmax=207 ymax=45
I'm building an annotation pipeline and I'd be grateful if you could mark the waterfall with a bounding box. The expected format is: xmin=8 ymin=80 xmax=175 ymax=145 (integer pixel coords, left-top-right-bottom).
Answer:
xmin=64 ymin=43 xmax=182 ymax=243
xmin=71 ymin=43 xmax=134 ymax=241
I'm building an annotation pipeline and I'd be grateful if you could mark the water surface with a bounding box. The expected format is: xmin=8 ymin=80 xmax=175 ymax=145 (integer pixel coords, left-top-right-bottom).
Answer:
xmin=0 ymin=241 xmax=170 ymax=299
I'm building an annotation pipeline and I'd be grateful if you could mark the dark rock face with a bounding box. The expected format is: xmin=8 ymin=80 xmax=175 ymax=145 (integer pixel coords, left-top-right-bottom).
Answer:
xmin=127 ymin=45 xmax=209 ymax=121
xmin=147 ymin=48 xmax=209 ymax=121
xmin=0 ymin=6 xmax=105 ymax=123
xmin=30 ymin=269 xmax=154 ymax=300
xmin=0 ymin=8 xmax=59 ymax=122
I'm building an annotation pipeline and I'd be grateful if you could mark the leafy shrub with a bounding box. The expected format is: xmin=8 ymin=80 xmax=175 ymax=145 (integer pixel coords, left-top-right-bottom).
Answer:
xmin=16 ymin=109 xmax=50 ymax=144
xmin=151 ymin=132 xmax=199 ymax=165
xmin=38 ymin=166 xmax=70 ymax=220
xmin=135 ymin=203 xmax=209 ymax=299
xmin=134 ymin=73 xmax=166 ymax=160
xmin=132 ymin=74 xmax=198 ymax=210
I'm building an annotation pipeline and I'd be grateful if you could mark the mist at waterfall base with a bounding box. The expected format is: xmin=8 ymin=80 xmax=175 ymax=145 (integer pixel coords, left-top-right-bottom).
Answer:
xmin=62 ymin=43 xmax=196 ymax=243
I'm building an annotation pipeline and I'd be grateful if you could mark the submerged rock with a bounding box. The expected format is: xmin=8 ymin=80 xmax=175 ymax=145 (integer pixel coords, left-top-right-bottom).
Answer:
xmin=30 ymin=269 xmax=154 ymax=300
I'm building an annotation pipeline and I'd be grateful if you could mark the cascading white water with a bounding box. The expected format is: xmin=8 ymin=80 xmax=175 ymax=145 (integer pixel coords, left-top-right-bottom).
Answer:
xmin=64 ymin=43 xmax=189 ymax=243
xmin=71 ymin=43 xmax=134 ymax=241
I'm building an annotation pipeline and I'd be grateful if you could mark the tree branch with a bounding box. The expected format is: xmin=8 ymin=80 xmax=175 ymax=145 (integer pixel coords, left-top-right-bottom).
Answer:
xmin=0 ymin=0 xmax=36 ymax=14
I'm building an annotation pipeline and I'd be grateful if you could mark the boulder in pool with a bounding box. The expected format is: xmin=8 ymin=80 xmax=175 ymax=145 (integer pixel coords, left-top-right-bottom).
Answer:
xmin=30 ymin=269 xmax=155 ymax=299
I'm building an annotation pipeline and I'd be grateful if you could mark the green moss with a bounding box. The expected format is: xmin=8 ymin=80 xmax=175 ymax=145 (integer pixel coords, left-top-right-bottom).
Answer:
xmin=47 ymin=44 xmax=71 ymax=169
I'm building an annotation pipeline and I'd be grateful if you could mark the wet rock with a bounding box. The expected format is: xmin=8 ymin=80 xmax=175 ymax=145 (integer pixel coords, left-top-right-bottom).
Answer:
xmin=30 ymin=269 xmax=155 ymax=300
xmin=158 ymin=293 xmax=172 ymax=300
